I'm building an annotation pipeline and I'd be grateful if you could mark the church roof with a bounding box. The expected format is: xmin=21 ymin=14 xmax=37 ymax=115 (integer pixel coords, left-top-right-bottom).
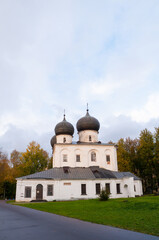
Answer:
xmin=54 ymin=115 xmax=74 ymax=136
xmin=17 ymin=166 xmax=140 ymax=180
xmin=76 ymin=110 xmax=100 ymax=132
xmin=50 ymin=135 xmax=56 ymax=148
xmin=54 ymin=142 xmax=117 ymax=146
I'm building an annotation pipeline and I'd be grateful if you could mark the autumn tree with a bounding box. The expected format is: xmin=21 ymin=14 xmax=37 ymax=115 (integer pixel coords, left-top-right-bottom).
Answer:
xmin=10 ymin=150 xmax=22 ymax=168
xmin=0 ymin=150 xmax=15 ymax=199
xmin=20 ymin=141 xmax=50 ymax=175
xmin=10 ymin=150 xmax=23 ymax=179
xmin=0 ymin=151 xmax=9 ymax=198
xmin=0 ymin=144 xmax=51 ymax=199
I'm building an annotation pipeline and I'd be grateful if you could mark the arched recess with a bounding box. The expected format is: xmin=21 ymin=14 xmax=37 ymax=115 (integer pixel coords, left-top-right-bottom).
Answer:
xmin=74 ymin=149 xmax=82 ymax=164
xmin=91 ymin=151 xmax=96 ymax=161
xmin=88 ymin=149 xmax=99 ymax=165
xmin=105 ymin=149 xmax=112 ymax=165
xmin=60 ymin=148 xmax=69 ymax=164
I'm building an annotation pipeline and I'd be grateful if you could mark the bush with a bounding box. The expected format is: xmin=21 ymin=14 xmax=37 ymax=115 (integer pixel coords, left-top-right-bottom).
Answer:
xmin=99 ymin=189 xmax=109 ymax=201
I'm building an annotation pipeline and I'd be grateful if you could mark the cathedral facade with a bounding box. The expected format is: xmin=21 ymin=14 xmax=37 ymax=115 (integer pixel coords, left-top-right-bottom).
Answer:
xmin=16 ymin=109 xmax=143 ymax=202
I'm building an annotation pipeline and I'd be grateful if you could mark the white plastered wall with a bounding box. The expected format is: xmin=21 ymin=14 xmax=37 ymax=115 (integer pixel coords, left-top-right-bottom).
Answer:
xmin=78 ymin=130 xmax=98 ymax=143
xmin=56 ymin=135 xmax=73 ymax=144
xmin=53 ymin=144 xmax=118 ymax=171
xmin=134 ymin=180 xmax=143 ymax=196
xmin=16 ymin=177 xmax=142 ymax=202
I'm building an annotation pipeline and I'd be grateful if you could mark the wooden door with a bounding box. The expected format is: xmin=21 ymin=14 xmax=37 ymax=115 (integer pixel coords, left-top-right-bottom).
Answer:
xmin=36 ymin=184 xmax=43 ymax=200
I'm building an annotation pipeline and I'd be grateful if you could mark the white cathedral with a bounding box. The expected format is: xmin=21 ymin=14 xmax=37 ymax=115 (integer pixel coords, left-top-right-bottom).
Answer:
xmin=16 ymin=109 xmax=143 ymax=202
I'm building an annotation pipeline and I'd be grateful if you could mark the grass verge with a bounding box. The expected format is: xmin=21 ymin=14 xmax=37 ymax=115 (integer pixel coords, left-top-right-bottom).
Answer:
xmin=9 ymin=196 xmax=159 ymax=236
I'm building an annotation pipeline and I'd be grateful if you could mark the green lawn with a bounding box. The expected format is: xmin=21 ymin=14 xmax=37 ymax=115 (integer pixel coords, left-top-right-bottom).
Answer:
xmin=11 ymin=196 xmax=159 ymax=236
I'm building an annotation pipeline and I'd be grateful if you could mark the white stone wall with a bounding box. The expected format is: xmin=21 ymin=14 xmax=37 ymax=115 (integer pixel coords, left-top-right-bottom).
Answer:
xmin=134 ymin=180 xmax=143 ymax=196
xmin=53 ymin=144 xmax=118 ymax=171
xmin=56 ymin=135 xmax=73 ymax=144
xmin=16 ymin=177 xmax=142 ymax=202
xmin=78 ymin=130 xmax=98 ymax=143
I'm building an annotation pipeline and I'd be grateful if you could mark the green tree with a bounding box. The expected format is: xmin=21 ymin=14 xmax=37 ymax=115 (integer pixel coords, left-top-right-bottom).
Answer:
xmin=154 ymin=127 xmax=159 ymax=191
xmin=47 ymin=156 xmax=53 ymax=169
xmin=117 ymin=137 xmax=139 ymax=173
xmin=117 ymin=138 xmax=129 ymax=172
xmin=137 ymin=129 xmax=154 ymax=193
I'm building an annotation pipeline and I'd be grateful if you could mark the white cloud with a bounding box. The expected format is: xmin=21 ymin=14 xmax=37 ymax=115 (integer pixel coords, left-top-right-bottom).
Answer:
xmin=129 ymin=93 xmax=159 ymax=123
xmin=80 ymin=77 xmax=121 ymax=102
xmin=0 ymin=1 xmax=159 ymax=154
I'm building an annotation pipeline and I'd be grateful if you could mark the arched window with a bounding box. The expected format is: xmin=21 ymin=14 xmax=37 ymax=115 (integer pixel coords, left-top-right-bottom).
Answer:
xmin=89 ymin=135 xmax=92 ymax=141
xmin=63 ymin=137 xmax=66 ymax=143
xmin=63 ymin=154 xmax=67 ymax=162
xmin=106 ymin=155 xmax=110 ymax=164
xmin=76 ymin=155 xmax=80 ymax=162
xmin=91 ymin=151 xmax=96 ymax=161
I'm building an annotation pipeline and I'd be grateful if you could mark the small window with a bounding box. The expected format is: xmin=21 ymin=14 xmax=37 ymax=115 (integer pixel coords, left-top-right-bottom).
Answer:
xmin=76 ymin=155 xmax=80 ymax=162
xmin=105 ymin=183 xmax=110 ymax=194
xmin=116 ymin=183 xmax=121 ymax=194
xmin=47 ymin=185 xmax=53 ymax=196
xmin=81 ymin=184 xmax=86 ymax=195
xmin=91 ymin=151 xmax=96 ymax=161
xmin=89 ymin=135 xmax=92 ymax=141
xmin=63 ymin=154 xmax=67 ymax=162
xmin=134 ymin=185 xmax=136 ymax=192
xmin=96 ymin=183 xmax=100 ymax=194
xmin=25 ymin=186 xmax=31 ymax=198
xmin=63 ymin=137 xmax=66 ymax=143
xmin=106 ymin=155 xmax=110 ymax=164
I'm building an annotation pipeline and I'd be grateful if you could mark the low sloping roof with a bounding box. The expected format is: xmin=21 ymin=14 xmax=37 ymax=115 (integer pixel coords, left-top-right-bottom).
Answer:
xmin=18 ymin=167 xmax=96 ymax=180
xmin=112 ymin=171 xmax=140 ymax=180
xmin=90 ymin=166 xmax=140 ymax=180
xmin=90 ymin=166 xmax=116 ymax=179
xmin=17 ymin=166 xmax=140 ymax=181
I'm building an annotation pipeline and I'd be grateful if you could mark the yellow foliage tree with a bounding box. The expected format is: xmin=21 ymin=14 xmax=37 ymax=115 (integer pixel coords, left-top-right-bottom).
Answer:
xmin=20 ymin=141 xmax=50 ymax=175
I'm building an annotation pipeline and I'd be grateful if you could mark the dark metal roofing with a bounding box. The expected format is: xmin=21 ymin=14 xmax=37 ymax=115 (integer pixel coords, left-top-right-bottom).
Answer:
xmin=18 ymin=167 xmax=95 ymax=180
xmin=55 ymin=115 xmax=74 ymax=136
xmin=90 ymin=166 xmax=116 ymax=179
xmin=76 ymin=110 xmax=100 ymax=132
xmin=50 ymin=135 xmax=56 ymax=148
xmin=55 ymin=142 xmax=116 ymax=146
xmin=112 ymin=171 xmax=140 ymax=180
xmin=18 ymin=166 xmax=140 ymax=180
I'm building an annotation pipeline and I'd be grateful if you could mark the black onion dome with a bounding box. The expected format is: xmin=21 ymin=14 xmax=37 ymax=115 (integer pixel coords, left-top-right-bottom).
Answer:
xmin=55 ymin=115 xmax=74 ymax=136
xmin=50 ymin=135 xmax=56 ymax=148
xmin=76 ymin=110 xmax=100 ymax=132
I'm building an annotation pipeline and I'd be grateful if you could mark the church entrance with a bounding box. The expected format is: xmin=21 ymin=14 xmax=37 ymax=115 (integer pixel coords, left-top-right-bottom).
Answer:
xmin=36 ymin=184 xmax=43 ymax=200
xmin=124 ymin=184 xmax=129 ymax=197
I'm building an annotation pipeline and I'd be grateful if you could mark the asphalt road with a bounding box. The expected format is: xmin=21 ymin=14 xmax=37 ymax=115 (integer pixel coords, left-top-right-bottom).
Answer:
xmin=0 ymin=200 xmax=158 ymax=240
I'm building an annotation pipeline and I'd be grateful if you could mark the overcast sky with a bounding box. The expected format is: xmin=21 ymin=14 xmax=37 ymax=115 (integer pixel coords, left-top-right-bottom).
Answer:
xmin=0 ymin=0 xmax=159 ymax=156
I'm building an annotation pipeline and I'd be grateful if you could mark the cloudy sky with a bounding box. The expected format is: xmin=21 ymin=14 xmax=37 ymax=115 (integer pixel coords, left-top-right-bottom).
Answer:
xmin=0 ymin=0 xmax=159 ymax=156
